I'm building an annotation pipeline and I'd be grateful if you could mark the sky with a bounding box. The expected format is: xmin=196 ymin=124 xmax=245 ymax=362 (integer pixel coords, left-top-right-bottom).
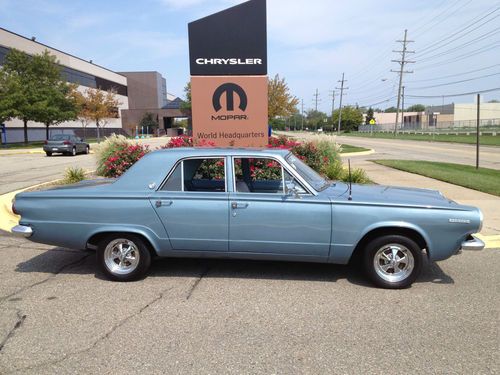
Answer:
xmin=0 ymin=0 xmax=499 ymax=114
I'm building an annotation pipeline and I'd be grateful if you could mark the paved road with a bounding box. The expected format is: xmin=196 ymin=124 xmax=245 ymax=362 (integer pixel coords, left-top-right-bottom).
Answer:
xmin=0 ymin=138 xmax=170 ymax=194
xmin=0 ymin=233 xmax=498 ymax=374
xmin=337 ymin=135 xmax=500 ymax=170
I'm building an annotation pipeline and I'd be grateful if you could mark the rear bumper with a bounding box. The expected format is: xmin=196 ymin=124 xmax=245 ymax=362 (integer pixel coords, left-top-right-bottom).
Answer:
xmin=11 ymin=225 xmax=33 ymax=238
xmin=461 ymin=235 xmax=485 ymax=251
xmin=43 ymin=145 xmax=71 ymax=152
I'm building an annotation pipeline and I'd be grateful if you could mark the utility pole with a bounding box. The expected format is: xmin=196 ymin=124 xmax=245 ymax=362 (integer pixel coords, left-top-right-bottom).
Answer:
xmin=313 ymin=89 xmax=320 ymax=112
xmin=476 ymin=94 xmax=480 ymax=169
xmin=401 ymin=86 xmax=405 ymax=129
xmin=329 ymin=90 xmax=336 ymax=132
xmin=301 ymin=99 xmax=304 ymax=130
xmin=391 ymin=29 xmax=414 ymax=135
xmin=336 ymin=73 xmax=348 ymax=135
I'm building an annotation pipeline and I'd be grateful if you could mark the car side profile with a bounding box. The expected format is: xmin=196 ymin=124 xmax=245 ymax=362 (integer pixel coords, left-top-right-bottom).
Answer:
xmin=43 ymin=134 xmax=90 ymax=156
xmin=12 ymin=148 xmax=484 ymax=288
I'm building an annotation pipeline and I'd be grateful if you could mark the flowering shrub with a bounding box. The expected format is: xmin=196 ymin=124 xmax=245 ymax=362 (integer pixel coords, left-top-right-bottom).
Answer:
xmin=162 ymin=136 xmax=216 ymax=149
xmin=102 ymin=144 xmax=149 ymax=178
xmin=94 ymin=134 xmax=131 ymax=176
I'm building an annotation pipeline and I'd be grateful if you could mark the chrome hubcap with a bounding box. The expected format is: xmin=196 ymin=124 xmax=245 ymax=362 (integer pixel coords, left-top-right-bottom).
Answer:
xmin=374 ymin=244 xmax=414 ymax=283
xmin=104 ymin=239 xmax=140 ymax=275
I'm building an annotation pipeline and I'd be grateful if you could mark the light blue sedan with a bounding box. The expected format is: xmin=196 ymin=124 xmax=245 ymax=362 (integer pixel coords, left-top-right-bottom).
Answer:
xmin=12 ymin=148 xmax=484 ymax=288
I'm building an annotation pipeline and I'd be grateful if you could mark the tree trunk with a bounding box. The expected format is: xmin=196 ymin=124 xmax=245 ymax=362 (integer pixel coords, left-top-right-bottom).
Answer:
xmin=23 ymin=118 xmax=28 ymax=144
xmin=45 ymin=123 xmax=50 ymax=140
xmin=96 ymin=120 xmax=100 ymax=142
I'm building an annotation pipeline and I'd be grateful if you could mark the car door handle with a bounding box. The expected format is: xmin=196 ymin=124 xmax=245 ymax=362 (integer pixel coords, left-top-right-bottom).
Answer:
xmin=155 ymin=200 xmax=173 ymax=208
xmin=231 ymin=202 xmax=249 ymax=209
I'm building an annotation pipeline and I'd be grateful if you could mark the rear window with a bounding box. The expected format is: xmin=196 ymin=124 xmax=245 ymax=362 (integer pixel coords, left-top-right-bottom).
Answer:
xmin=50 ymin=135 xmax=70 ymax=141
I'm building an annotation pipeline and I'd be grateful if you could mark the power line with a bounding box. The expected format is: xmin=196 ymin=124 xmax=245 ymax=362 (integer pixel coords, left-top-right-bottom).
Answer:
xmin=412 ymin=0 xmax=471 ymax=38
xmin=416 ymin=42 xmax=500 ymax=71
xmin=406 ymin=87 xmax=500 ymax=98
xmin=408 ymin=72 xmax=500 ymax=90
xmin=414 ymin=5 xmax=500 ymax=56
xmin=416 ymin=25 xmax=500 ymax=62
xmin=407 ymin=63 xmax=500 ymax=83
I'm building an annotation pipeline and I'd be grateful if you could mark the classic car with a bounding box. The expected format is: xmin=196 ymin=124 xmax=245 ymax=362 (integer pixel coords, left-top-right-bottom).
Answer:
xmin=11 ymin=148 xmax=484 ymax=288
xmin=43 ymin=134 xmax=90 ymax=156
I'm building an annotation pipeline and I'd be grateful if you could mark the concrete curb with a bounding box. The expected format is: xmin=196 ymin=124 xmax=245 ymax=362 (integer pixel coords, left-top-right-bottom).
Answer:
xmin=340 ymin=149 xmax=375 ymax=157
xmin=0 ymin=150 xmax=95 ymax=156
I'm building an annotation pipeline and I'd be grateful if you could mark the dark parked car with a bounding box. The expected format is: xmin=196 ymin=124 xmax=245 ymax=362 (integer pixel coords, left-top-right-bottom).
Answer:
xmin=43 ymin=134 xmax=89 ymax=156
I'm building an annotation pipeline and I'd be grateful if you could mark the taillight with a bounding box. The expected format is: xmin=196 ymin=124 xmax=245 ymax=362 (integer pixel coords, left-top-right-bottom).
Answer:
xmin=12 ymin=200 xmax=19 ymax=215
xmin=63 ymin=140 xmax=71 ymax=145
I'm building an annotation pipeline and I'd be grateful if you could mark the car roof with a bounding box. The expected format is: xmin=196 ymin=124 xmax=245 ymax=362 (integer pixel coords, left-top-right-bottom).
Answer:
xmin=154 ymin=147 xmax=291 ymax=157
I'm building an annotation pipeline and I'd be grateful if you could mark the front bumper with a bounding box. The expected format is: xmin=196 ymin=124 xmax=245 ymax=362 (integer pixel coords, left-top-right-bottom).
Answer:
xmin=11 ymin=225 xmax=33 ymax=238
xmin=461 ymin=235 xmax=485 ymax=251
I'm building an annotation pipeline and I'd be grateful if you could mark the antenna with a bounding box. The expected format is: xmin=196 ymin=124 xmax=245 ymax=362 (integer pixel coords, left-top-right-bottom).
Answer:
xmin=348 ymin=159 xmax=353 ymax=201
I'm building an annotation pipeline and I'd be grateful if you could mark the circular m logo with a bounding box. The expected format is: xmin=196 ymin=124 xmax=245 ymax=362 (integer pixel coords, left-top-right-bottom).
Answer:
xmin=212 ymin=83 xmax=248 ymax=112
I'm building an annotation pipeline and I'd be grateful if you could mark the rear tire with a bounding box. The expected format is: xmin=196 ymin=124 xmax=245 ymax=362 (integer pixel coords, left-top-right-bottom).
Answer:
xmin=85 ymin=146 xmax=89 ymax=154
xmin=97 ymin=234 xmax=151 ymax=282
xmin=45 ymin=152 xmax=52 ymax=157
xmin=363 ymin=235 xmax=422 ymax=289
xmin=71 ymin=147 xmax=76 ymax=156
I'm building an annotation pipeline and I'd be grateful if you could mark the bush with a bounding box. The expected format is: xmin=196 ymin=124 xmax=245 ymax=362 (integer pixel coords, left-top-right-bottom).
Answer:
xmin=64 ymin=167 xmax=86 ymax=184
xmin=102 ymin=144 xmax=149 ymax=178
xmin=162 ymin=136 xmax=216 ymax=148
xmin=323 ymin=160 xmax=371 ymax=184
xmin=94 ymin=134 xmax=131 ymax=176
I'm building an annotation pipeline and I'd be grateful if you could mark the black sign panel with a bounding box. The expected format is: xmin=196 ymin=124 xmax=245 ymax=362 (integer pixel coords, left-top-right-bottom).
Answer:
xmin=188 ymin=0 xmax=267 ymax=76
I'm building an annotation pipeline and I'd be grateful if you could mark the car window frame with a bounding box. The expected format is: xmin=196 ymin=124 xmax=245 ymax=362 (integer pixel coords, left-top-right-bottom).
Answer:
xmin=158 ymin=156 xmax=228 ymax=193
xmin=231 ymin=155 xmax=314 ymax=196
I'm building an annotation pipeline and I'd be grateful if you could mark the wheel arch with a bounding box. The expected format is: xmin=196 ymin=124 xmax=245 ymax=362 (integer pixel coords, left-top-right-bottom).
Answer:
xmin=349 ymin=224 xmax=430 ymax=264
xmin=86 ymin=230 xmax=158 ymax=257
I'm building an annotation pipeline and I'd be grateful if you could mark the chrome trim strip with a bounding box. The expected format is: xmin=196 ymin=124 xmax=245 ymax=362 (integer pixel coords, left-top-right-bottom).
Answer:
xmin=461 ymin=235 xmax=485 ymax=251
xmin=11 ymin=225 xmax=33 ymax=238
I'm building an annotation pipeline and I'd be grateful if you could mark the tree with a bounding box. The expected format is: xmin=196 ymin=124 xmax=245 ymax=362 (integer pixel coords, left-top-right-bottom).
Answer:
xmin=487 ymin=99 xmax=499 ymax=103
xmin=139 ymin=112 xmax=159 ymax=135
xmin=384 ymin=106 xmax=398 ymax=113
xmin=306 ymin=110 xmax=327 ymax=130
xmin=73 ymin=88 xmax=120 ymax=141
xmin=0 ymin=49 xmax=77 ymax=142
xmin=332 ymin=106 xmax=363 ymax=132
xmin=365 ymin=107 xmax=375 ymax=125
xmin=406 ymin=104 xmax=426 ymax=112
xmin=180 ymin=82 xmax=192 ymax=132
xmin=268 ymin=74 xmax=299 ymax=120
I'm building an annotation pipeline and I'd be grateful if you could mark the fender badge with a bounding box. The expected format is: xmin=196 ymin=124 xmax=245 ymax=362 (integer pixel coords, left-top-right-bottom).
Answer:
xmin=449 ymin=218 xmax=470 ymax=224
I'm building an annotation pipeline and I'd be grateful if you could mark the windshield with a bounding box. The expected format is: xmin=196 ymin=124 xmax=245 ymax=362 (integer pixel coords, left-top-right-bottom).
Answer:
xmin=286 ymin=153 xmax=330 ymax=191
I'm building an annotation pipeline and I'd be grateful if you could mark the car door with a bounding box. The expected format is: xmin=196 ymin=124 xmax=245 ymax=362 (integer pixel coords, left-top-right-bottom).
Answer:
xmin=149 ymin=157 xmax=229 ymax=252
xmin=228 ymin=156 xmax=331 ymax=258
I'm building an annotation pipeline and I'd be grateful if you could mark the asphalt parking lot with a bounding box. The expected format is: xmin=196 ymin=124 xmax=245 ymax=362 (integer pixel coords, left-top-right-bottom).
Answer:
xmin=0 ymin=232 xmax=498 ymax=374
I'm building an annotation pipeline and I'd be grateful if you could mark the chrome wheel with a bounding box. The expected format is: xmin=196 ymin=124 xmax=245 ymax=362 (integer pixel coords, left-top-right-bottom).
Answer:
xmin=72 ymin=147 xmax=76 ymax=156
xmin=103 ymin=239 xmax=140 ymax=275
xmin=373 ymin=244 xmax=414 ymax=283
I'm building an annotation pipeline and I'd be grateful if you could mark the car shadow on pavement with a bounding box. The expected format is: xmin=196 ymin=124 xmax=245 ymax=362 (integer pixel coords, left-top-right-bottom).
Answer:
xmin=14 ymin=247 xmax=454 ymax=287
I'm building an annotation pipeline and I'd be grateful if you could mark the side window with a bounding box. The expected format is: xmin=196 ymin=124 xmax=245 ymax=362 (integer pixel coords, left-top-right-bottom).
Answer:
xmin=234 ymin=158 xmax=284 ymax=194
xmin=161 ymin=163 xmax=182 ymax=191
xmin=184 ymin=158 xmax=226 ymax=192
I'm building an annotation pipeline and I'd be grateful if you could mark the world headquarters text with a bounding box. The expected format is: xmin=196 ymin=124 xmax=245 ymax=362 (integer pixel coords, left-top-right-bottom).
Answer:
xmin=196 ymin=131 xmax=266 ymax=140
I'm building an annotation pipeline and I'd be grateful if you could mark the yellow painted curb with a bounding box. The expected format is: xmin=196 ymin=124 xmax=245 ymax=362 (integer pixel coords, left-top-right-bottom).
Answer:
xmin=476 ymin=234 xmax=500 ymax=250
xmin=0 ymin=179 xmax=64 ymax=233
xmin=340 ymin=149 xmax=375 ymax=157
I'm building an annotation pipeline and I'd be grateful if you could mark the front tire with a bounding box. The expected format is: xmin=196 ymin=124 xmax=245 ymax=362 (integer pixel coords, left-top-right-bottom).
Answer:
xmin=85 ymin=145 xmax=90 ymax=154
xmin=45 ymin=152 xmax=52 ymax=157
xmin=71 ymin=147 xmax=76 ymax=156
xmin=363 ymin=235 xmax=422 ymax=289
xmin=97 ymin=234 xmax=151 ymax=281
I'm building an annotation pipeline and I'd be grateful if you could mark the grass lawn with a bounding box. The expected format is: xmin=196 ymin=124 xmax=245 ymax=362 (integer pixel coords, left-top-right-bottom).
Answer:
xmin=374 ymin=160 xmax=500 ymax=196
xmin=348 ymin=132 xmax=500 ymax=146
xmin=340 ymin=144 xmax=370 ymax=153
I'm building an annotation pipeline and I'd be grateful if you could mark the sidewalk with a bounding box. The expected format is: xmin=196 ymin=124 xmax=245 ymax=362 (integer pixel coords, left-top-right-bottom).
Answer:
xmin=347 ymin=157 xmax=500 ymax=238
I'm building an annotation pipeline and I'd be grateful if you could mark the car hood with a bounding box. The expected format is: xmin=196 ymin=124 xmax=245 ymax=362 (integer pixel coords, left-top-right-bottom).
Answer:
xmin=325 ymin=182 xmax=463 ymax=209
